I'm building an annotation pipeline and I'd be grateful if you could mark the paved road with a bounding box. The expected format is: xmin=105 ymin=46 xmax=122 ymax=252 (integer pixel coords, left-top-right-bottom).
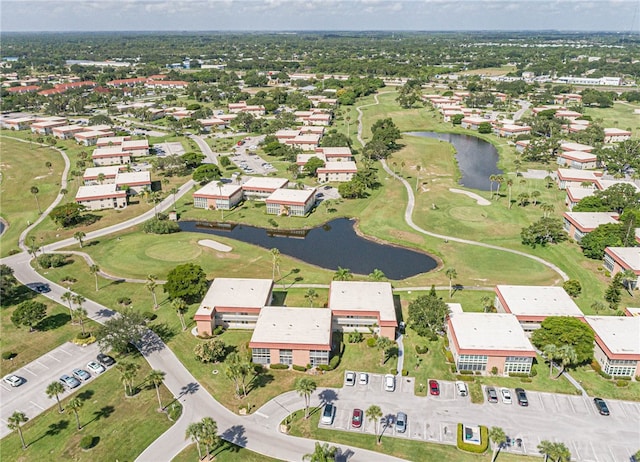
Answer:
xmin=0 ymin=342 xmax=103 ymax=438
xmin=513 ymin=100 xmax=531 ymax=121
xmin=189 ymin=134 xmax=219 ymax=165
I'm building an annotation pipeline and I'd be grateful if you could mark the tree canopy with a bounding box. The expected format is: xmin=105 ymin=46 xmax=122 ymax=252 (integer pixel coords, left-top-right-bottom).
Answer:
xmin=407 ymin=290 xmax=450 ymax=338
xmin=95 ymin=308 xmax=147 ymax=354
xmin=11 ymin=300 xmax=47 ymax=331
xmin=164 ymin=263 xmax=208 ymax=303
xmin=192 ymin=164 xmax=221 ymax=184
xmin=50 ymin=203 xmax=88 ymax=228
xmin=521 ymin=217 xmax=567 ymax=248
xmin=531 ymin=317 xmax=594 ymax=365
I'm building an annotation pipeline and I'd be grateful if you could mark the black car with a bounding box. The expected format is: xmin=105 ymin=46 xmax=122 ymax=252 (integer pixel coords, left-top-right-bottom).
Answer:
xmin=593 ymin=397 xmax=610 ymax=416
xmin=515 ymin=387 xmax=529 ymax=406
xmin=486 ymin=386 xmax=498 ymax=403
xmin=32 ymin=283 xmax=51 ymax=293
xmin=97 ymin=353 xmax=115 ymax=367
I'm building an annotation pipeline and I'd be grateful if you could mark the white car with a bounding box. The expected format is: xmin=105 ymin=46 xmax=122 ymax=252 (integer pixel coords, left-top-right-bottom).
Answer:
xmin=3 ymin=375 xmax=24 ymax=387
xmin=345 ymin=371 xmax=356 ymax=386
xmin=87 ymin=360 xmax=106 ymax=375
xmin=320 ymin=403 xmax=336 ymax=425
xmin=358 ymin=372 xmax=369 ymax=385
xmin=455 ymin=381 xmax=468 ymax=397
xmin=384 ymin=374 xmax=395 ymax=392
xmin=501 ymin=388 xmax=512 ymax=404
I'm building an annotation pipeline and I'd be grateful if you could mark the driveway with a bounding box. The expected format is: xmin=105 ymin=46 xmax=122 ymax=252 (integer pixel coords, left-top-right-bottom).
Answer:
xmin=0 ymin=342 xmax=104 ymax=438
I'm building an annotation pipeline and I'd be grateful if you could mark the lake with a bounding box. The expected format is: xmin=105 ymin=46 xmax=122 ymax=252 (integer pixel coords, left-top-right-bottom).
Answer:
xmin=406 ymin=131 xmax=503 ymax=191
xmin=180 ymin=218 xmax=437 ymax=280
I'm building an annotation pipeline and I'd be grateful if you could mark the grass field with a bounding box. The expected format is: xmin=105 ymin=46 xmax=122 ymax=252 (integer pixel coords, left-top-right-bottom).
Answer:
xmin=0 ymin=352 xmax=177 ymax=461
xmin=584 ymin=101 xmax=640 ymax=133
xmin=287 ymin=408 xmax=536 ymax=462
xmin=0 ymin=136 xmax=65 ymax=256
xmin=173 ymin=442 xmax=283 ymax=462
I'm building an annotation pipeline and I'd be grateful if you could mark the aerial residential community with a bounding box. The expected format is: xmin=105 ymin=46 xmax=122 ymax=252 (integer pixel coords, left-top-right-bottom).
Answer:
xmin=1 ymin=3 xmax=640 ymax=462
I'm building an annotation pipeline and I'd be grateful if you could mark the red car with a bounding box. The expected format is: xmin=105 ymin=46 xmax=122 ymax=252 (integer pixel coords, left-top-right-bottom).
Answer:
xmin=429 ymin=379 xmax=440 ymax=396
xmin=351 ymin=408 xmax=363 ymax=428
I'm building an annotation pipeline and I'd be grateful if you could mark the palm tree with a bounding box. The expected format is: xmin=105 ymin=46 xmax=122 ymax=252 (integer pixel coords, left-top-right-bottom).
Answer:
xmin=215 ymin=180 xmax=225 ymax=221
xmin=200 ymin=417 xmax=219 ymax=458
xmin=295 ymin=377 xmax=317 ymax=419
xmin=97 ymin=173 xmax=106 ymax=184
xmin=333 ymin=266 xmax=353 ymax=281
xmin=46 ymin=381 xmax=65 ymax=413
xmin=376 ymin=336 xmax=394 ymax=366
xmin=147 ymin=369 xmax=166 ymax=410
xmin=61 ymin=291 xmax=74 ymax=318
xmin=445 ymin=267 xmax=457 ymax=298
xmin=530 ymin=190 xmax=541 ymax=206
xmin=89 ymin=264 xmax=100 ymax=291
xmin=538 ymin=440 xmax=556 ymax=462
xmin=7 ymin=411 xmax=29 ymax=450
xmin=30 ymin=186 xmax=41 ymax=213
xmin=170 ymin=187 xmax=179 ymax=210
xmin=480 ymin=295 xmax=493 ymax=313
xmin=543 ymin=344 xmax=558 ymax=378
xmin=494 ymin=175 xmax=505 ymax=198
xmin=544 ymin=175 xmax=555 ymax=189
xmin=270 ymin=248 xmax=281 ymax=281
xmin=72 ymin=294 xmax=86 ymax=315
xmin=554 ymin=345 xmax=577 ymax=378
xmin=45 ymin=161 xmax=53 ymax=172
xmin=67 ymin=397 xmax=84 ymax=430
xmin=517 ymin=192 xmax=529 ymax=207
xmin=73 ymin=307 xmax=88 ymax=335
xmin=303 ymin=442 xmax=337 ymax=462
xmin=116 ymin=361 xmax=140 ymax=397
xmin=541 ymin=203 xmax=555 ymax=218
xmin=513 ymin=158 xmax=521 ymax=176
xmin=489 ymin=174 xmax=497 ymax=199
xmin=73 ymin=231 xmax=86 ymax=248
xmin=146 ymin=274 xmax=159 ymax=309
xmin=366 ymin=405 xmax=383 ymax=444
xmin=172 ymin=298 xmax=188 ymax=331
xmin=304 ymin=289 xmax=319 ymax=307
xmin=186 ymin=422 xmax=204 ymax=460
xmin=368 ymin=269 xmax=385 ymax=281
xmin=489 ymin=426 xmax=507 ymax=462
xmin=553 ymin=442 xmax=572 ymax=462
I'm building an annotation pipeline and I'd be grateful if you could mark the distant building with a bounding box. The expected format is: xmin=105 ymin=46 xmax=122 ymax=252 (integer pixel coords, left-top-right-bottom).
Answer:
xmin=562 ymin=212 xmax=619 ymax=242
xmin=565 ymin=186 xmax=596 ymax=210
xmin=75 ymin=184 xmax=127 ymax=211
xmin=316 ymin=161 xmax=358 ymax=183
xmin=83 ymin=166 xmax=123 ymax=185
xmin=603 ymin=247 xmax=640 ymax=288
xmin=604 ymin=128 xmax=632 ymax=144
xmin=115 ymin=171 xmax=151 ymax=195
xmin=556 ymin=151 xmax=599 ymax=170
xmin=242 ymin=177 xmax=289 ymax=200
xmin=265 ymin=188 xmax=316 ymax=216
xmin=556 ymin=168 xmax=602 ymax=190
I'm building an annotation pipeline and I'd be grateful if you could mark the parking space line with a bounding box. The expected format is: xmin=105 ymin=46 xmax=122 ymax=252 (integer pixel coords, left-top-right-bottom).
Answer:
xmin=30 ymin=400 xmax=45 ymax=410
xmin=23 ymin=367 xmax=37 ymax=376
xmin=58 ymin=348 xmax=73 ymax=356
xmin=45 ymin=354 xmax=61 ymax=362
xmin=35 ymin=360 xmax=50 ymax=369
xmin=589 ymin=441 xmax=599 ymax=462
xmin=0 ymin=384 xmax=12 ymax=392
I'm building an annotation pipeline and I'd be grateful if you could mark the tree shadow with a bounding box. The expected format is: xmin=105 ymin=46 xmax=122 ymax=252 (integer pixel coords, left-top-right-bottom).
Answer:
xmin=392 ymin=294 xmax=403 ymax=323
xmin=136 ymin=329 xmax=168 ymax=355
xmin=246 ymin=371 xmax=273 ymax=394
xmin=220 ymin=425 xmax=247 ymax=451
xmin=0 ymin=284 xmax=37 ymax=307
xmin=148 ymin=322 xmax=177 ymax=344
xmin=35 ymin=313 xmax=71 ymax=331
xmin=179 ymin=382 xmax=200 ymax=397
xmin=87 ymin=405 xmax=115 ymax=425
xmin=30 ymin=419 xmax=70 ymax=445
xmin=318 ymin=389 xmax=339 ymax=405
xmin=270 ymin=290 xmax=288 ymax=306
xmin=335 ymin=447 xmax=355 ymax=462
xmin=77 ymin=389 xmax=95 ymax=402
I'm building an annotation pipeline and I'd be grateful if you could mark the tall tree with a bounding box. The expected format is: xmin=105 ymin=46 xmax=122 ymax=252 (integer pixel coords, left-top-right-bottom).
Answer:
xmin=489 ymin=426 xmax=507 ymax=462
xmin=73 ymin=307 xmax=88 ymax=335
xmin=304 ymin=289 xmax=319 ymax=307
xmin=554 ymin=345 xmax=578 ymax=378
xmin=89 ymin=264 xmax=100 ymax=291
xmin=531 ymin=317 xmax=594 ymax=365
xmin=172 ymin=297 xmax=188 ymax=331
xmin=295 ymin=377 xmax=317 ymax=420
xmin=200 ymin=417 xmax=220 ymax=458
xmin=186 ymin=422 xmax=204 ymax=460
xmin=270 ymin=248 xmax=281 ymax=281
xmin=146 ymin=274 xmax=159 ymax=309
xmin=375 ymin=336 xmax=395 ymax=365
xmin=333 ymin=266 xmax=353 ymax=281
xmin=164 ymin=263 xmax=207 ymax=303
xmin=408 ymin=293 xmax=450 ymax=337
xmin=7 ymin=411 xmax=29 ymax=450
xmin=116 ymin=361 xmax=140 ymax=397
xmin=67 ymin=397 xmax=84 ymax=430
xmin=11 ymin=300 xmax=47 ymax=332
xmin=73 ymin=231 xmax=86 ymax=248
xmin=46 ymin=381 xmax=65 ymax=413
xmin=445 ymin=267 xmax=457 ymax=298
xmin=30 ymin=186 xmax=41 ymax=214
xmin=366 ymin=405 xmax=383 ymax=444
xmin=225 ymin=351 xmax=252 ymax=398
xmin=61 ymin=291 xmax=74 ymax=318
xmin=543 ymin=344 xmax=558 ymax=378
xmin=95 ymin=308 xmax=146 ymax=354
xmin=368 ymin=269 xmax=386 ymax=281
xmin=147 ymin=369 xmax=166 ymax=410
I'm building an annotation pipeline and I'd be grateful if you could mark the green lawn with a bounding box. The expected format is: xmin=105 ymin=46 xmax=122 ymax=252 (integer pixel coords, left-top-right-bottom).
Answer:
xmin=583 ymin=101 xmax=640 ymax=134
xmin=569 ymin=365 xmax=640 ymax=401
xmin=0 ymin=136 xmax=65 ymax=256
xmin=0 ymin=352 xmax=177 ymax=461
xmin=173 ymin=442 xmax=283 ymax=462
xmin=1 ymin=291 xmax=98 ymax=374
xmin=287 ymin=408 xmax=536 ymax=462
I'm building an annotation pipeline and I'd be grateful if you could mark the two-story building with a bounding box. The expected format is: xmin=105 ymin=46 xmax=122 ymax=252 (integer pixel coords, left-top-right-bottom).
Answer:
xmin=562 ymin=212 xmax=619 ymax=242
xmin=265 ymin=188 xmax=316 ymax=216
xmin=193 ymin=182 xmax=244 ymax=210
xmin=75 ymin=184 xmax=127 ymax=211
xmin=585 ymin=316 xmax=640 ymax=377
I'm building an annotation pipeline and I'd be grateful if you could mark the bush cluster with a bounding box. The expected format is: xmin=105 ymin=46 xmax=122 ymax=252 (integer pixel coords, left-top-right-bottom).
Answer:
xmin=37 ymin=253 xmax=67 ymax=268
xmin=79 ymin=435 xmax=95 ymax=450
xmin=456 ymin=424 xmax=488 ymax=454
xmin=213 ymin=325 xmax=225 ymax=336
xmin=2 ymin=351 xmax=16 ymax=360
xmin=366 ymin=337 xmax=377 ymax=348
xmin=292 ymin=364 xmax=307 ymax=372
xmin=616 ymin=380 xmax=629 ymax=387
xmin=401 ymin=369 xmax=408 ymax=376
xmin=142 ymin=216 xmax=181 ymax=234
xmin=142 ymin=312 xmax=157 ymax=322
xmin=415 ymin=345 xmax=428 ymax=354
xmin=455 ymin=374 xmax=476 ymax=382
xmin=270 ymin=363 xmax=289 ymax=370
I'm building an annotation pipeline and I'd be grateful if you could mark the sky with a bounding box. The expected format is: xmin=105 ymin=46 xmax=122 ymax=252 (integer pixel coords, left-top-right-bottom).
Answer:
xmin=2 ymin=0 xmax=639 ymax=33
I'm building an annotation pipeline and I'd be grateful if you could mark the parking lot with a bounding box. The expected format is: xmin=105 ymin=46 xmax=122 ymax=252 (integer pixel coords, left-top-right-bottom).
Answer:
xmin=0 ymin=342 xmax=111 ymax=438
xmin=315 ymin=373 xmax=640 ymax=461
xmin=231 ymin=135 xmax=271 ymax=175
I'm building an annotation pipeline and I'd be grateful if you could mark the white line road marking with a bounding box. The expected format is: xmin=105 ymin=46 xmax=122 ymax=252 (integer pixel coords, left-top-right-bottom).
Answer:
xmin=46 ymin=354 xmax=61 ymax=362
xmin=0 ymin=384 xmax=12 ymax=392
xmin=59 ymin=349 xmax=73 ymax=356
xmin=254 ymin=411 xmax=268 ymax=419
xmin=30 ymin=400 xmax=45 ymax=410
xmin=35 ymin=360 xmax=50 ymax=369
xmin=24 ymin=367 xmax=37 ymax=376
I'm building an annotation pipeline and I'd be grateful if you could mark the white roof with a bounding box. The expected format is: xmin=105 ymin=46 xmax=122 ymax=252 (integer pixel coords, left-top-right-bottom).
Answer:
xmin=596 ymin=179 xmax=640 ymax=193
xmin=250 ymin=307 xmax=332 ymax=346
xmin=449 ymin=313 xmax=536 ymax=354
xmin=560 ymin=142 xmax=593 ymax=152
xmin=291 ymin=134 xmax=322 ymax=143
xmin=275 ymin=129 xmax=300 ymax=138
xmin=447 ymin=303 xmax=464 ymax=314
xmin=604 ymin=128 xmax=631 ymax=135
xmin=97 ymin=136 xmax=128 ymax=145
xmin=76 ymin=183 xmax=123 ymax=200
xmin=563 ymin=212 xmax=619 ymax=230
xmin=195 ymin=278 xmax=273 ymax=318
xmin=559 ymin=150 xmax=597 ymax=161
xmin=243 ymin=177 xmax=289 ymax=191
xmin=319 ymin=147 xmax=352 ymax=156
xmin=557 ymin=168 xmax=600 ymax=181
xmin=83 ymin=166 xmax=122 ymax=178
xmin=266 ymin=188 xmax=315 ymax=204
xmin=329 ymin=281 xmax=396 ymax=324
xmin=115 ymin=171 xmax=151 ymax=185
xmin=122 ymin=139 xmax=149 ymax=149
xmin=496 ymin=285 xmax=583 ymax=317
xmin=318 ymin=161 xmax=357 ymax=172
xmin=585 ymin=316 xmax=640 ymax=356
xmin=193 ymin=181 xmax=242 ymax=197
xmin=605 ymin=247 xmax=640 ymax=271
xmin=297 ymin=153 xmax=326 ymax=164
xmin=93 ymin=146 xmax=129 ymax=156
xmin=566 ymin=187 xmax=595 ymax=201
xmin=626 ymin=307 xmax=640 ymax=317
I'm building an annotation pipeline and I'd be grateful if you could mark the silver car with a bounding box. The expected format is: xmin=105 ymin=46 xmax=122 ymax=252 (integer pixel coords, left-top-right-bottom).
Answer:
xmin=395 ymin=412 xmax=407 ymax=433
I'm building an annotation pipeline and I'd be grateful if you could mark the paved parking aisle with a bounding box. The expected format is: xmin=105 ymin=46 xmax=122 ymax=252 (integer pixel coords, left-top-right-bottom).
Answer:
xmin=0 ymin=342 xmax=104 ymax=438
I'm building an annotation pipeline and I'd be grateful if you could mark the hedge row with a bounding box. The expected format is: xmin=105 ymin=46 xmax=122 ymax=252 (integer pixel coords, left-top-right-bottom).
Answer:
xmin=456 ymin=423 xmax=488 ymax=454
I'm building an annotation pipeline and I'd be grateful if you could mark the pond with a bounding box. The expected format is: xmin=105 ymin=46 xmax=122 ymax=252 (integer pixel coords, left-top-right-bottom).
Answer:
xmin=406 ymin=131 xmax=503 ymax=191
xmin=179 ymin=217 xmax=437 ymax=280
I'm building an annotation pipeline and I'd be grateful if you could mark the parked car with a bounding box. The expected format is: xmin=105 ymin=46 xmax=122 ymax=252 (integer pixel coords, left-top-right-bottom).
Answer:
xmin=395 ymin=412 xmax=407 ymax=433
xmin=429 ymin=379 xmax=440 ymax=396
xmin=593 ymin=397 xmax=610 ymax=416
xmin=515 ymin=388 xmax=529 ymax=407
xmin=60 ymin=374 xmax=81 ymax=389
xmin=455 ymin=381 xmax=468 ymax=397
xmin=358 ymin=372 xmax=369 ymax=385
xmin=86 ymin=361 xmax=106 ymax=375
xmin=3 ymin=374 xmax=24 ymax=387
xmin=486 ymin=386 xmax=498 ymax=403
xmin=97 ymin=353 xmax=115 ymax=367
xmin=72 ymin=368 xmax=91 ymax=382
xmin=384 ymin=374 xmax=396 ymax=392
xmin=321 ymin=403 xmax=336 ymax=425
xmin=351 ymin=408 xmax=363 ymax=428
xmin=500 ymin=388 xmax=512 ymax=404
xmin=345 ymin=371 xmax=356 ymax=386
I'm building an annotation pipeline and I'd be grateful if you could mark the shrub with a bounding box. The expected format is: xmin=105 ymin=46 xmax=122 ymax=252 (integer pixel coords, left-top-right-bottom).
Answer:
xmin=292 ymin=364 xmax=307 ymax=372
xmin=415 ymin=345 xmax=428 ymax=354
xmin=167 ymin=401 xmax=182 ymax=421
xmin=490 ymin=366 xmax=498 ymax=375
xmin=267 ymin=219 xmax=279 ymax=228
xmin=529 ymin=365 xmax=538 ymax=377
xmin=366 ymin=337 xmax=377 ymax=348
xmin=76 ymin=332 xmax=91 ymax=340
xmin=562 ymin=279 xmax=582 ymax=298
xmin=598 ymin=370 xmax=612 ymax=380
xmin=443 ymin=336 xmax=449 ymax=347
xmin=401 ymin=369 xmax=408 ymax=376
xmin=474 ymin=371 xmax=481 ymax=375
xmin=456 ymin=423 xmax=489 ymax=453
xmin=142 ymin=216 xmax=181 ymax=234
xmin=37 ymin=253 xmax=67 ymax=268
xmin=616 ymin=380 xmax=629 ymax=387
xmin=328 ymin=355 xmax=340 ymax=370
xmin=270 ymin=363 xmax=289 ymax=370
xmin=2 ymin=351 xmax=16 ymax=360
xmin=456 ymin=374 xmax=475 ymax=382
xmin=591 ymin=360 xmax=602 ymax=373
xmin=79 ymin=435 xmax=95 ymax=450
xmin=142 ymin=311 xmax=157 ymax=322
xmin=197 ymin=332 xmax=212 ymax=340
xmin=616 ymin=375 xmax=632 ymax=381
xmin=8 ymin=249 xmax=20 ymax=256
xmin=459 ymin=370 xmax=473 ymax=375
xmin=73 ymin=334 xmax=96 ymax=346
xmin=444 ymin=350 xmax=454 ymax=363
xmin=117 ymin=297 xmax=132 ymax=306
xmin=508 ymin=372 xmax=530 ymax=378
xmin=213 ymin=325 xmax=224 ymax=336
xmin=450 ymin=364 xmax=457 ymax=373
xmin=348 ymin=331 xmax=364 ymax=343
xmin=317 ymin=364 xmax=330 ymax=371
xmin=520 ymin=377 xmax=533 ymax=383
